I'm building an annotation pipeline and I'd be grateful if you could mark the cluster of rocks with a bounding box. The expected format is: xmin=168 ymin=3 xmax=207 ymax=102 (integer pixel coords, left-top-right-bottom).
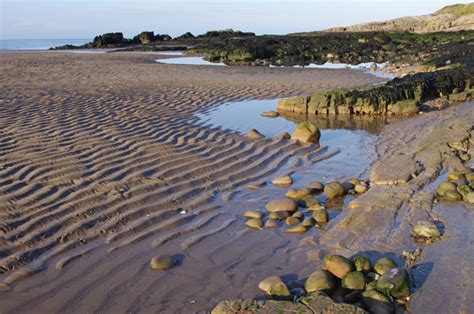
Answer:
xmin=247 ymin=121 xmax=321 ymax=144
xmin=277 ymin=68 xmax=473 ymax=116
xmin=213 ymin=254 xmax=410 ymax=314
xmin=436 ymin=137 xmax=473 ymax=204
xmin=244 ymin=176 xmax=369 ymax=233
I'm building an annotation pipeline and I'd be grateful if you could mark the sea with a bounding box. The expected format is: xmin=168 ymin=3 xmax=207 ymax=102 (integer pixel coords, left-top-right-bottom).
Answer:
xmin=0 ymin=39 xmax=90 ymax=51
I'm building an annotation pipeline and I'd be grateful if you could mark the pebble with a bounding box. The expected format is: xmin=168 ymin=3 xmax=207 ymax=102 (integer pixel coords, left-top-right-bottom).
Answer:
xmin=265 ymin=198 xmax=298 ymax=212
xmin=245 ymin=218 xmax=263 ymax=229
xmin=150 ymin=255 xmax=175 ymax=270
xmin=271 ymin=175 xmax=293 ymax=186
xmin=244 ymin=210 xmax=263 ymax=219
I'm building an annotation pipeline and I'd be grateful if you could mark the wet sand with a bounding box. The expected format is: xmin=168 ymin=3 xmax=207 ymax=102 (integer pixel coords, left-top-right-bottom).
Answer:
xmin=0 ymin=51 xmax=472 ymax=313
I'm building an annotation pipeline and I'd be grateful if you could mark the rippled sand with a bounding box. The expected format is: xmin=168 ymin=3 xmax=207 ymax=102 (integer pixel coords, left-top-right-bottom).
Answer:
xmin=0 ymin=51 xmax=382 ymax=313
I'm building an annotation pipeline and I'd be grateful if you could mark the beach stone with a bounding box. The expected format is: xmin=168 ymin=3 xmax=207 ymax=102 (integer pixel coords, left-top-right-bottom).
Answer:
xmin=453 ymin=166 xmax=472 ymax=175
xmin=258 ymin=276 xmax=291 ymax=299
xmin=324 ymin=182 xmax=345 ymax=199
xmin=323 ymin=255 xmax=354 ymax=279
xmin=375 ymin=268 xmax=411 ymax=299
xmin=291 ymin=121 xmax=321 ymax=144
xmin=353 ymin=255 xmax=372 ymax=273
xmin=300 ymin=195 xmax=320 ymax=208
xmin=305 ymin=270 xmax=336 ymax=292
xmin=285 ymin=188 xmax=312 ymax=199
xmin=291 ymin=211 xmax=304 ymax=220
xmin=436 ymin=181 xmax=457 ymax=197
xmin=457 ymin=185 xmax=472 ymax=198
xmin=286 ymin=225 xmax=306 ymax=233
xmin=245 ymin=218 xmax=263 ymax=229
xmin=361 ymin=290 xmax=394 ymax=314
xmin=466 ymin=192 xmax=474 ymax=203
xmin=272 ymin=175 xmax=293 ymax=186
xmin=308 ymin=204 xmax=325 ymax=211
xmin=246 ymin=181 xmax=267 ymax=190
xmin=413 ymin=221 xmax=441 ymax=239
xmin=285 ymin=217 xmax=300 ymax=225
xmin=444 ymin=190 xmax=462 ymax=202
xmin=312 ymin=208 xmax=329 ymax=223
xmin=342 ymin=271 xmax=366 ymax=290
xmin=374 ymin=258 xmax=397 ymax=275
xmin=302 ymin=217 xmax=315 ymax=227
xmin=348 ymin=178 xmax=360 ymax=186
xmin=260 ymin=111 xmax=279 ymax=118
xmin=365 ymin=281 xmax=377 ymax=291
xmin=265 ymin=219 xmax=279 ymax=228
xmin=448 ymin=172 xmax=463 ymax=181
xmin=307 ymin=181 xmax=324 ymax=192
xmin=268 ymin=211 xmax=289 ymax=220
xmin=244 ymin=210 xmax=263 ymax=219
xmin=265 ymin=198 xmax=297 ymax=212
xmin=150 ymin=255 xmax=174 ymax=270
xmin=247 ymin=129 xmax=265 ymax=139
xmin=354 ymin=184 xmax=368 ymax=194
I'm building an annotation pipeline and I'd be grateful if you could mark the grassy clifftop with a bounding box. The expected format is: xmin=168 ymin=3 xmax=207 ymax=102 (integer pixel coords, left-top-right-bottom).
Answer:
xmin=434 ymin=3 xmax=474 ymax=16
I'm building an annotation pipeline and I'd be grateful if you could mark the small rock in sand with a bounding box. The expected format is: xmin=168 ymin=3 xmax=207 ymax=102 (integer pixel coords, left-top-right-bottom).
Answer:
xmin=265 ymin=198 xmax=298 ymax=212
xmin=413 ymin=221 xmax=441 ymax=239
xmin=307 ymin=181 xmax=324 ymax=192
xmin=312 ymin=208 xmax=329 ymax=223
xmin=150 ymin=255 xmax=175 ymax=270
xmin=247 ymin=129 xmax=265 ymax=139
xmin=355 ymin=184 xmax=368 ymax=194
xmin=246 ymin=181 xmax=267 ymax=190
xmin=286 ymin=225 xmax=307 ymax=233
xmin=285 ymin=216 xmax=300 ymax=225
xmin=324 ymin=181 xmax=345 ymax=199
xmin=260 ymin=111 xmax=279 ymax=118
xmin=301 ymin=217 xmax=315 ymax=227
xmin=246 ymin=218 xmax=263 ymax=229
xmin=285 ymin=188 xmax=312 ymax=199
xmin=265 ymin=218 xmax=279 ymax=228
xmin=271 ymin=175 xmax=293 ymax=186
xmin=373 ymin=257 xmax=397 ymax=275
xmin=323 ymin=255 xmax=353 ymax=279
xmin=341 ymin=271 xmax=366 ymax=290
xmin=305 ymin=270 xmax=336 ymax=292
xmin=291 ymin=211 xmax=304 ymax=220
xmin=268 ymin=211 xmax=290 ymax=220
xmin=436 ymin=181 xmax=457 ymax=197
xmin=258 ymin=276 xmax=291 ymax=299
xmin=244 ymin=210 xmax=263 ymax=219
xmin=444 ymin=190 xmax=463 ymax=202
xmin=466 ymin=192 xmax=474 ymax=203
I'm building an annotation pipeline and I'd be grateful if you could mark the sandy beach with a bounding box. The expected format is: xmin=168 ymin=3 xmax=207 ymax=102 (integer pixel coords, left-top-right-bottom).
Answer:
xmin=0 ymin=51 xmax=383 ymax=312
xmin=0 ymin=51 xmax=472 ymax=313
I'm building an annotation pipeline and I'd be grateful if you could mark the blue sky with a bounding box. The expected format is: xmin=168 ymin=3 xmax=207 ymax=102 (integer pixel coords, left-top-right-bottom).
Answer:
xmin=1 ymin=0 xmax=472 ymax=39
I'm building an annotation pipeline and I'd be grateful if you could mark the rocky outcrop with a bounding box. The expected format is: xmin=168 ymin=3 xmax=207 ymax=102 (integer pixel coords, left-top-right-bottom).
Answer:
xmin=277 ymin=68 xmax=473 ymax=116
xmin=322 ymin=3 xmax=474 ymax=33
xmin=211 ymin=293 xmax=366 ymax=314
xmin=133 ymin=31 xmax=155 ymax=45
xmin=91 ymin=32 xmax=129 ymax=47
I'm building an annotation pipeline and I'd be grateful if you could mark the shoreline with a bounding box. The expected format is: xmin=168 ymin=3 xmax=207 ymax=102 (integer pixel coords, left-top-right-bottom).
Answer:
xmin=0 ymin=51 xmax=472 ymax=313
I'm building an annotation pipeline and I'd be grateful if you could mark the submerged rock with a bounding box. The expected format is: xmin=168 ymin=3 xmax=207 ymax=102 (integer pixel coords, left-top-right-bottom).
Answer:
xmin=258 ymin=276 xmax=291 ymax=299
xmin=412 ymin=221 xmax=441 ymax=239
xmin=342 ymin=271 xmax=366 ymax=290
xmin=265 ymin=198 xmax=298 ymax=212
xmin=375 ymin=268 xmax=411 ymax=299
xmin=323 ymin=255 xmax=354 ymax=279
xmin=324 ymin=182 xmax=345 ymax=199
xmin=150 ymin=255 xmax=174 ymax=270
xmin=291 ymin=121 xmax=321 ymax=144
xmin=373 ymin=258 xmax=397 ymax=275
xmin=272 ymin=175 xmax=293 ymax=186
xmin=305 ymin=270 xmax=336 ymax=292
xmin=260 ymin=111 xmax=280 ymax=118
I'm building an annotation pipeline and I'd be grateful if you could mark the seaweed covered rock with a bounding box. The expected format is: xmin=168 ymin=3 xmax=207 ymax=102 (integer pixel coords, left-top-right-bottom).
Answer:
xmin=278 ymin=68 xmax=473 ymax=116
xmin=323 ymin=255 xmax=354 ymax=279
xmin=305 ymin=270 xmax=336 ymax=292
xmin=375 ymin=268 xmax=411 ymax=299
xmin=258 ymin=276 xmax=291 ymax=299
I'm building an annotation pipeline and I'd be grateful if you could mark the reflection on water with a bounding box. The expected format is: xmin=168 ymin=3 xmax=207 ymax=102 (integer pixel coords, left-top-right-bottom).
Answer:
xmin=156 ymin=56 xmax=226 ymax=66
xmin=196 ymin=99 xmax=393 ymax=137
